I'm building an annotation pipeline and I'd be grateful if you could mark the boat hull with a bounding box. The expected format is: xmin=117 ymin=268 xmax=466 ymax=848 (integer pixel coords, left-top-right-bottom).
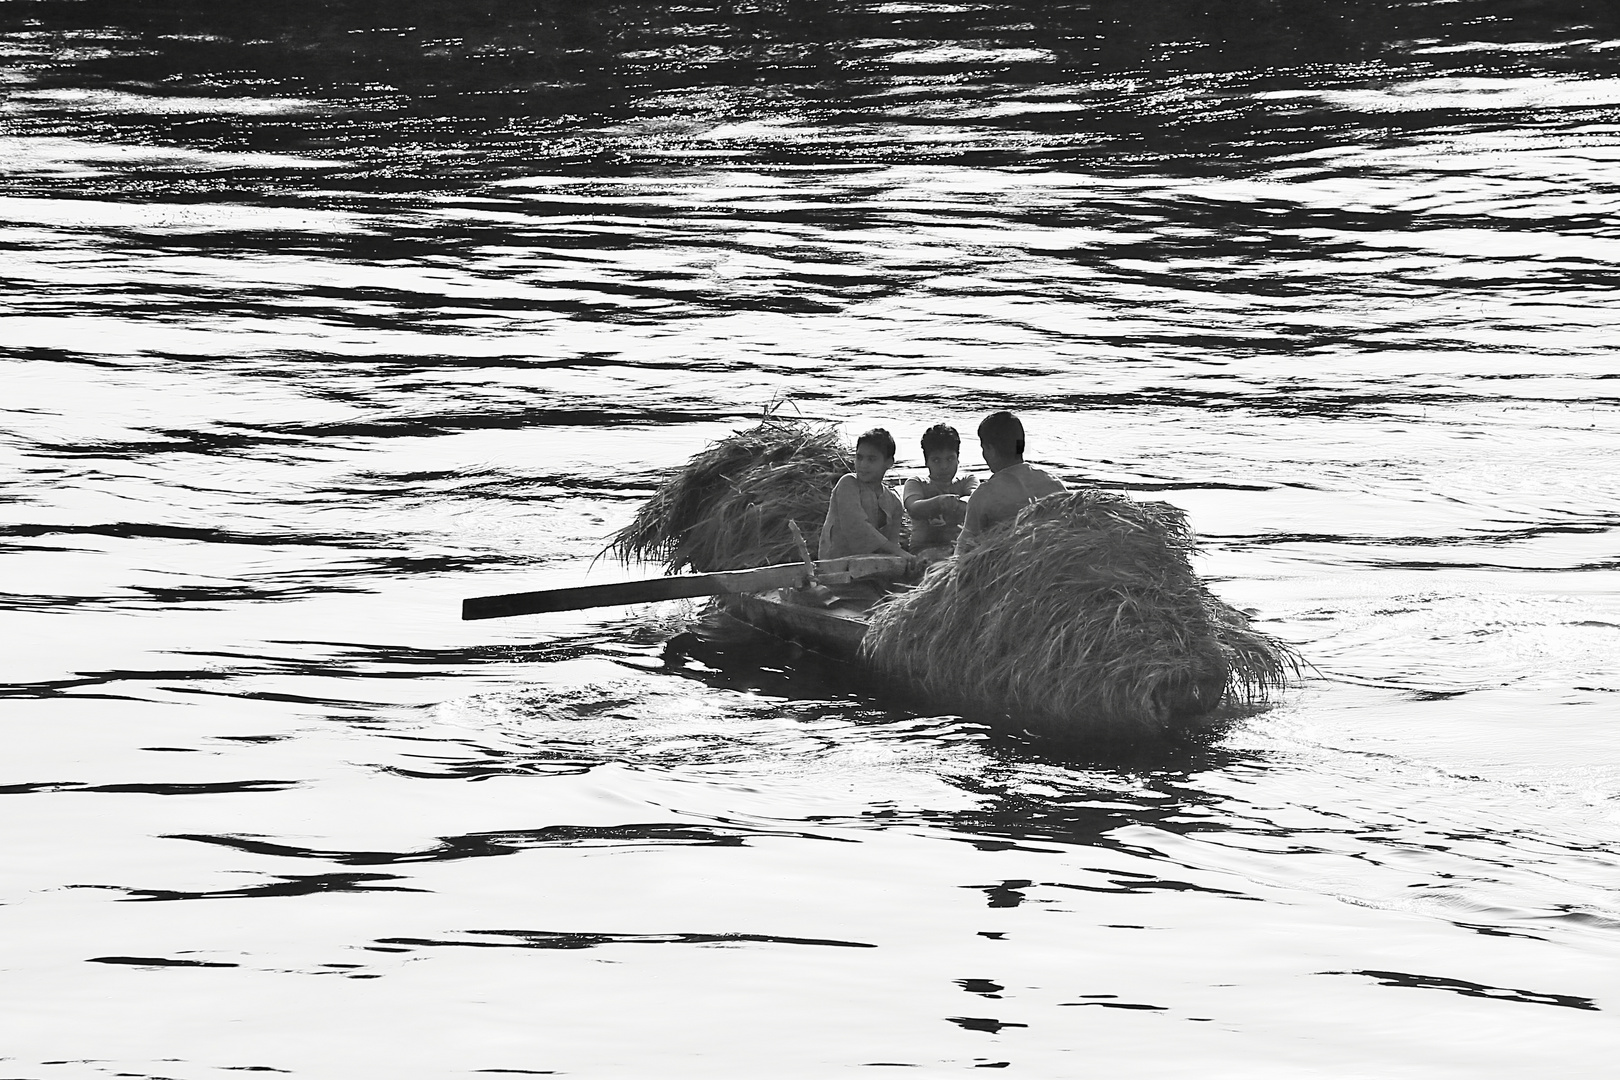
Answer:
xmin=720 ymin=587 xmax=1229 ymax=734
xmin=719 ymin=590 xmax=870 ymax=661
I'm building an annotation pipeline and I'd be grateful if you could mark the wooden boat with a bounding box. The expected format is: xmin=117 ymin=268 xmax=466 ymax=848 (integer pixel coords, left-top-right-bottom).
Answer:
xmin=462 ymin=529 xmax=1292 ymax=733
xmin=462 ymin=555 xmax=907 ymax=663
xmin=717 ymin=588 xmax=876 ymax=662
xmin=459 ymin=409 xmax=1300 ymax=735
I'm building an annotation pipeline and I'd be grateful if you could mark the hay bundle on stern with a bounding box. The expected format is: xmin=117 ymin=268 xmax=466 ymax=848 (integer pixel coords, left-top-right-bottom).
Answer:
xmin=862 ymin=489 xmax=1298 ymax=740
xmin=608 ymin=417 xmax=850 ymax=572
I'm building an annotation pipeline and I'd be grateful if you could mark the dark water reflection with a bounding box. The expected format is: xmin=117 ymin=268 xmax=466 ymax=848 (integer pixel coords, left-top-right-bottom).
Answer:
xmin=5 ymin=0 xmax=1620 ymax=217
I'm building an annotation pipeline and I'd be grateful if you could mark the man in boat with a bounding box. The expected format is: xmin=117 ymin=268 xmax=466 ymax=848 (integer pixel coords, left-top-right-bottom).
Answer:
xmin=819 ymin=427 xmax=908 ymax=561
xmin=902 ymin=423 xmax=978 ymax=562
xmin=955 ymin=410 xmax=1065 ymax=555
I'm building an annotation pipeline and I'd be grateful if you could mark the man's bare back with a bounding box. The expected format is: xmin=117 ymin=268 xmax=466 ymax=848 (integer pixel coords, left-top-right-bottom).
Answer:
xmin=955 ymin=411 xmax=1065 ymax=554
xmin=957 ymin=463 xmax=1064 ymax=551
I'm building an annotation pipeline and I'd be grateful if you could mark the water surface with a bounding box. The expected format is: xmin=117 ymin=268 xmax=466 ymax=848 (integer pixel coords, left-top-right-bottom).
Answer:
xmin=3 ymin=1 xmax=1619 ymax=1076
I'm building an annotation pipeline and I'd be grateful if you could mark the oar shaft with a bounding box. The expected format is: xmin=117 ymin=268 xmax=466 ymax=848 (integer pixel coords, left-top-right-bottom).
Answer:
xmin=463 ymin=563 xmax=807 ymax=621
xmin=461 ymin=555 xmax=908 ymax=621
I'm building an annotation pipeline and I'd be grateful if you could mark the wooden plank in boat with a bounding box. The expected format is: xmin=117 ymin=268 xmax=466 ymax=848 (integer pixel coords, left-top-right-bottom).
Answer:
xmin=721 ymin=591 xmax=870 ymax=661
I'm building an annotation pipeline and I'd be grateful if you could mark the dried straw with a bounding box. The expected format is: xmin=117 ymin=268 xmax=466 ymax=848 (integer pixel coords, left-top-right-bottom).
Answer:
xmin=610 ymin=424 xmax=1298 ymax=737
xmin=861 ymin=489 xmax=1300 ymax=740
xmin=607 ymin=417 xmax=851 ymax=572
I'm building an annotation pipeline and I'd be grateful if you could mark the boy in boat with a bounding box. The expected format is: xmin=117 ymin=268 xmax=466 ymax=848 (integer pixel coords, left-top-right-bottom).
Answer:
xmin=902 ymin=423 xmax=978 ymax=562
xmin=955 ymin=410 xmax=1065 ymax=555
xmin=819 ymin=427 xmax=908 ymax=561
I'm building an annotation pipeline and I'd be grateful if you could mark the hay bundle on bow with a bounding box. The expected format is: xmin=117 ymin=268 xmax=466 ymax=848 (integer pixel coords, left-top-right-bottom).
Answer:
xmin=862 ymin=489 xmax=1299 ymax=740
xmin=607 ymin=417 xmax=849 ymax=572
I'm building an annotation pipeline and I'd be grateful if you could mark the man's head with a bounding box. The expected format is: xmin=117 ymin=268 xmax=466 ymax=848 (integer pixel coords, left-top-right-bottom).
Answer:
xmin=920 ymin=423 xmax=960 ymax=486
xmin=976 ymin=411 xmax=1024 ymax=471
xmin=854 ymin=427 xmax=897 ymax=483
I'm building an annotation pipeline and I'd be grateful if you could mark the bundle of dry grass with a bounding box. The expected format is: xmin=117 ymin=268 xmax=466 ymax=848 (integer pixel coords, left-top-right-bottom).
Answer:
xmin=862 ymin=489 xmax=1299 ymax=740
xmin=607 ymin=417 xmax=850 ymax=572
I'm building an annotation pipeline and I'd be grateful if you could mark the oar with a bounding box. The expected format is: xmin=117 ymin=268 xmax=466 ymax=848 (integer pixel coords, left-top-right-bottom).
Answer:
xmin=462 ymin=554 xmax=909 ymax=621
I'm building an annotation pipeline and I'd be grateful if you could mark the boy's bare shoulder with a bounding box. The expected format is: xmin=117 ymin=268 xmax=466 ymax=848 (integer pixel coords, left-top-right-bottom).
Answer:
xmin=1032 ymin=466 xmax=1065 ymax=493
xmin=973 ymin=469 xmax=1015 ymax=497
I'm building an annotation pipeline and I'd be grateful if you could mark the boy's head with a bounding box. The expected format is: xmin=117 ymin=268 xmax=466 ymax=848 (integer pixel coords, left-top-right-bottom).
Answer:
xmin=853 ymin=427 xmax=896 ymax=483
xmin=920 ymin=423 xmax=961 ymax=486
xmin=977 ymin=411 xmax=1024 ymax=470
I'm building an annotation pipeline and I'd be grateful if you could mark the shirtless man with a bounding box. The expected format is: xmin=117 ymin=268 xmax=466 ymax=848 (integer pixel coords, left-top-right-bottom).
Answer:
xmin=819 ymin=427 xmax=907 ymax=560
xmin=954 ymin=410 xmax=1065 ymax=555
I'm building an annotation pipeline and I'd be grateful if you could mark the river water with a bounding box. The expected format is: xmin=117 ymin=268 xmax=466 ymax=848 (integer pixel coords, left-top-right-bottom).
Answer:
xmin=3 ymin=1 xmax=1618 ymax=1076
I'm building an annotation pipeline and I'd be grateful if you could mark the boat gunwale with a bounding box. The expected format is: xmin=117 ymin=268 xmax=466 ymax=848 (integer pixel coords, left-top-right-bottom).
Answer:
xmin=719 ymin=589 xmax=872 ymax=661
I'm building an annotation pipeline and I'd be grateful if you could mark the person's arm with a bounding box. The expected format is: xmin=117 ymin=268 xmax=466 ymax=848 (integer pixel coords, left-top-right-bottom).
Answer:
xmin=954 ymin=485 xmax=989 ymax=556
xmin=913 ymin=494 xmax=963 ymax=519
xmin=904 ymin=480 xmax=967 ymax=522
xmin=880 ymin=485 xmax=904 ymax=547
xmin=902 ymin=479 xmax=946 ymax=517
xmin=826 ymin=476 xmax=905 ymax=557
xmin=934 ymin=492 xmax=967 ymax=524
xmin=901 ymin=478 xmax=931 ymax=517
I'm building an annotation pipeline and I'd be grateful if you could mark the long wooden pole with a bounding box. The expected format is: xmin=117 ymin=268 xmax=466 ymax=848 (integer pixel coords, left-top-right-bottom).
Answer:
xmin=462 ymin=555 xmax=908 ymax=621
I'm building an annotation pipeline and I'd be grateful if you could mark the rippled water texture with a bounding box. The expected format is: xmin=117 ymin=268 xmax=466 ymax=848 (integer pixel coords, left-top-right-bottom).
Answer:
xmin=3 ymin=1 xmax=1619 ymax=1076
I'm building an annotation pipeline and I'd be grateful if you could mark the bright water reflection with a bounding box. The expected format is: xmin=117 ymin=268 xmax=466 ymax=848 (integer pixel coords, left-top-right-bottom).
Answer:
xmin=3 ymin=0 xmax=1619 ymax=1076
